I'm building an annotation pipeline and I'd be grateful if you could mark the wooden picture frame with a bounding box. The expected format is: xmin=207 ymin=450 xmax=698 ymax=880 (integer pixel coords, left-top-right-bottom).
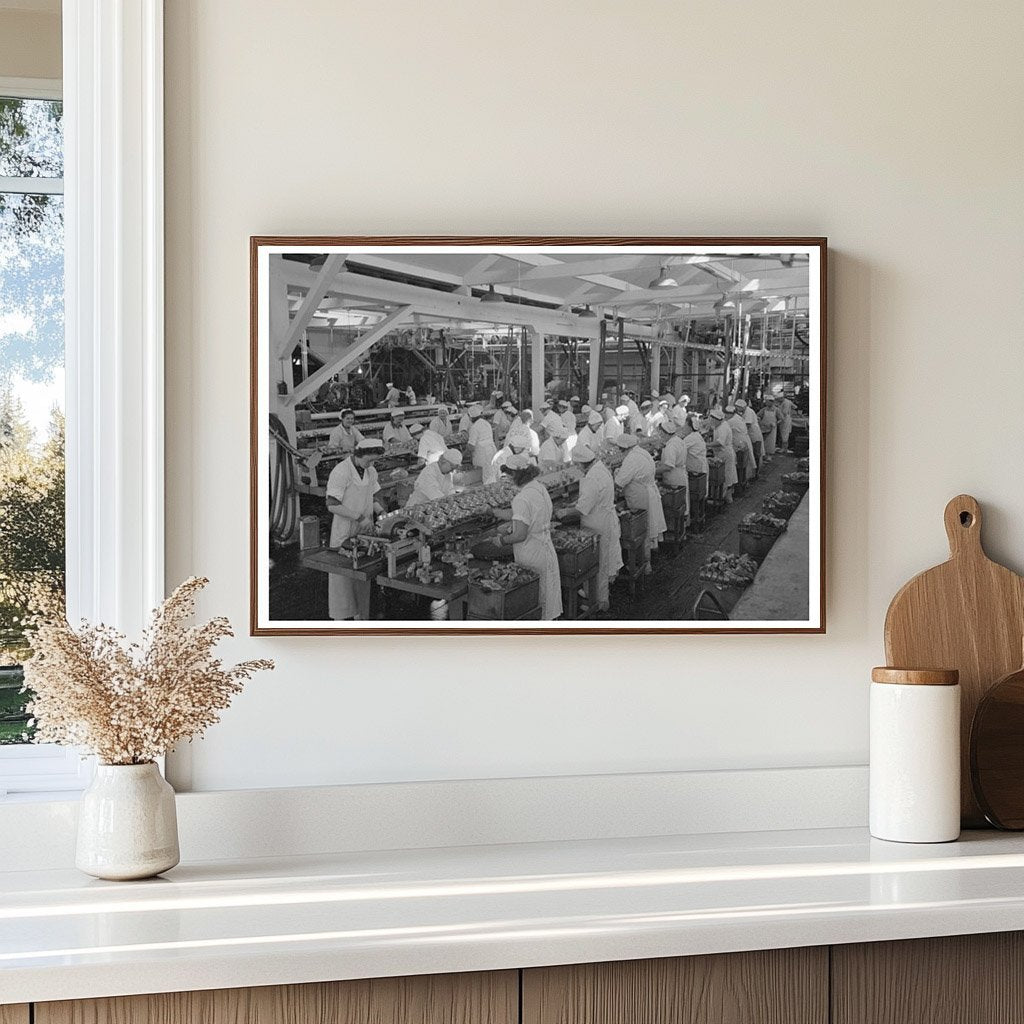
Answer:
xmin=251 ymin=237 xmax=827 ymax=635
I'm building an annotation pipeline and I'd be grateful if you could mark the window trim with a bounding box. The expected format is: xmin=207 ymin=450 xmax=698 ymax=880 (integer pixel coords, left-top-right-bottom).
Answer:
xmin=0 ymin=0 xmax=166 ymax=796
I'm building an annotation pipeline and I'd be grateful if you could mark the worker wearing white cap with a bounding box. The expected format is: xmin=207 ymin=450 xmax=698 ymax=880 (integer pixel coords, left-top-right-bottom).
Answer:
xmin=558 ymin=399 xmax=578 ymax=455
xmin=709 ymin=407 xmax=737 ymax=503
xmin=467 ymin=403 xmax=498 ymax=484
xmin=406 ymin=448 xmax=463 ymax=507
xmin=384 ymin=382 xmax=401 ymax=407
xmin=325 ymin=439 xmax=385 ymax=620
xmin=759 ymin=395 xmax=778 ymax=462
xmin=540 ymin=406 xmax=563 ymax=435
xmin=576 ymin=409 xmax=604 ymax=454
xmin=737 ymin=399 xmax=762 ymax=476
xmin=326 ymin=408 xmax=364 ymax=453
xmin=416 ymin=422 xmax=448 ymax=464
xmin=492 ymin=401 xmax=513 ymax=441
xmin=657 ymin=415 xmax=690 ymax=514
xmin=505 ymin=408 xmax=540 ymax=456
xmin=491 ymin=436 xmax=533 ymax=477
xmin=556 ymin=445 xmax=622 ymax=611
xmin=777 ymin=393 xmax=795 ymax=453
xmin=604 ymin=404 xmax=627 ymax=444
xmin=428 ymin=405 xmax=452 ymax=438
xmin=538 ymin=422 xmax=570 ymax=470
xmin=726 ymin=403 xmax=756 ymax=483
xmin=383 ymin=409 xmax=413 ymax=446
xmin=613 ymin=434 xmax=666 ymax=571
xmin=457 ymin=401 xmax=473 ymax=434
xmin=493 ymin=456 xmax=563 ymax=620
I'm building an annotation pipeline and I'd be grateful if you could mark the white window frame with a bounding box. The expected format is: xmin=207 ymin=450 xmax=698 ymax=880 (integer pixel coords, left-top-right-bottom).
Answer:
xmin=0 ymin=0 xmax=165 ymax=797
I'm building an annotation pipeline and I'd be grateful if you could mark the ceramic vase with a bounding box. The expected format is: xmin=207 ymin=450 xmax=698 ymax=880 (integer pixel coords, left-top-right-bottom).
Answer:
xmin=76 ymin=762 xmax=180 ymax=880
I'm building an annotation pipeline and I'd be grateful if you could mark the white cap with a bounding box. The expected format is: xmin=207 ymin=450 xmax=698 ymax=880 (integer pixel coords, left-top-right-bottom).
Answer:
xmin=572 ymin=445 xmax=597 ymax=463
xmin=441 ymin=448 xmax=463 ymax=464
xmin=386 ymin=382 xmax=395 ymax=388
xmin=615 ymin=434 xmax=639 ymax=449
xmin=504 ymin=454 xmax=531 ymax=470
xmin=709 ymin=408 xmax=725 ymax=420
xmin=409 ymin=423 xmax=424 ymax=434
xmin=615 ymin=405 xmax=629 ymax=417
xmin=468 ymin=404 xmax=484 ymax=417
xmin=390 ymin=409 xmax=404 ymax=419
xmin=356 ymin=438 xmax=384 ymax=453
xmin=587 ymin=411 xmax=603 ymax=426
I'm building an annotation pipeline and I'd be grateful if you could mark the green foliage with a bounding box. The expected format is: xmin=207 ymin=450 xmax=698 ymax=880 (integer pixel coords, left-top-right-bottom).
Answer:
xmin=0 ymin=391 xmax=65 ymax=662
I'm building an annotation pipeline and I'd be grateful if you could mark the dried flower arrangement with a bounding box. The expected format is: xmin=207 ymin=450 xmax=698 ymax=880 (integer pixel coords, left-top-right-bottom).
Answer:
xmin=22 ymin=577 xmax=273 ymax=765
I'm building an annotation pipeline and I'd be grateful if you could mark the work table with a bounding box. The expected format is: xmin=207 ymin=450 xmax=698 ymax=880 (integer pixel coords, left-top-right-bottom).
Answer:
xmin=5 ymin=826 xmax=1024 ymax=1005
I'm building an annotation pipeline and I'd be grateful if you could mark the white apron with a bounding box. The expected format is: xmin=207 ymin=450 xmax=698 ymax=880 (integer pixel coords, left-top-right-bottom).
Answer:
xmin=512 ymin=480 xmax=563 ymax=620
xmin=469 ymin=418 xmax=498 ymax=484
xmin=659 ymin=435 xmax=691 ymax=514
xmin=325 ymin=459 xmax=379 ymax=620
xmin=576 ymin=462 xmax=623 ymax=607
xmin=615 ymin=448 xmax=667 ymax=550
xmin=713 ymin=422 xmax=738 ymax=487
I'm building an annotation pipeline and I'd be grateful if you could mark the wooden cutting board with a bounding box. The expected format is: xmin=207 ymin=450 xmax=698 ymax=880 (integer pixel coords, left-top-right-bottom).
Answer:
xmin=884 ymin=494 xmax=1024 ymax=826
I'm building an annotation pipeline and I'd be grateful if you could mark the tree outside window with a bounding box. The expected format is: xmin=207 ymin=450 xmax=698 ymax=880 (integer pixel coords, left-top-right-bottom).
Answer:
xmin=0 ymin=94 xmax=65 ymax=744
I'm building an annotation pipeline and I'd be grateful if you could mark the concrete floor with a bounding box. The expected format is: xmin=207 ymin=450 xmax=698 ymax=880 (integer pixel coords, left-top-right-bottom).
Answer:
xmin=607 ymin=448 xmax=805 ymax=621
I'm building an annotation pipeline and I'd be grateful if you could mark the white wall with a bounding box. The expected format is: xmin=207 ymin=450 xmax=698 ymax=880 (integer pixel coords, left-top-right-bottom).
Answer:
xmin=164 ymin=0 xmax=1024 ymax=792
xmin=0 ymin=6 xmax=61 ymax=81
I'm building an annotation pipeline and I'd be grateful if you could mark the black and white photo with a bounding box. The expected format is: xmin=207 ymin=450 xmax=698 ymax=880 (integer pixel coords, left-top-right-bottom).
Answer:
xmin=252 ymin=239 xmax=825 ymax=633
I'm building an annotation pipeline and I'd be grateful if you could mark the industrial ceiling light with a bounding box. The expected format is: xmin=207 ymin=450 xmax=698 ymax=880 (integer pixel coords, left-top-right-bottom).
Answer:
xmin=648 ymin=265 xmax=678 ymax=289
xmin=577 ymin=304 xmax=598 ymax=318
xmin=480 ymin=285 xmax=505 ymax=304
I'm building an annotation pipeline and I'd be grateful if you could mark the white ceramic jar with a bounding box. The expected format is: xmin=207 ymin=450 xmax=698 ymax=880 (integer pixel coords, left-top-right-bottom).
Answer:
xmin=76 ymin=762 xmax=180 ymax=880
xmin=870 ymin=667 xmax=961 ymax=843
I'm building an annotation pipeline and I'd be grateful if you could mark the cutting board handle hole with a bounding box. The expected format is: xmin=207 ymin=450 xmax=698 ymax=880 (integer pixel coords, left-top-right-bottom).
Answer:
xmin=960 ymin=511 xmax=974 ymax=527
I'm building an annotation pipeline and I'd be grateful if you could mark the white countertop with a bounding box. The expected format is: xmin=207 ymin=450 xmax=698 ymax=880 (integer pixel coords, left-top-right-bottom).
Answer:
xmin=5 ymin=826 xmax=1024 ymax=1004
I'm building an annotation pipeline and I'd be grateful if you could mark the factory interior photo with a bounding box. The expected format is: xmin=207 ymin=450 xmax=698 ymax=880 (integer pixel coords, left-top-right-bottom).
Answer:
xmin=256 ymin=244 xmax=822 ymax=630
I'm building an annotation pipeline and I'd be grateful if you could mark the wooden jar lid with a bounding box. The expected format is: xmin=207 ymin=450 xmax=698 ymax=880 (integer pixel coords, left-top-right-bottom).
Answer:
xmin=871 ymin=667 xmax=960 ymax=686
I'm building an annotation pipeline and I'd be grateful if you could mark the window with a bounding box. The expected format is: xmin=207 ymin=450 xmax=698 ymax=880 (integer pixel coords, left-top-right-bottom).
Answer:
xmin=0 ymin=79 xmax=85 ymax=795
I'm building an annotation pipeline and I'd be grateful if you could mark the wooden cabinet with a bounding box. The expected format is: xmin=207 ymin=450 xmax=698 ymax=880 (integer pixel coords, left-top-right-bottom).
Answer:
xmin=522 ymin=948 xmax=828 ymax=1024
xmin=832 ymin=932 xmax=1024 ymax=1024
xmin=34 ymin=971 xmax=518 ymax=1024
xmin=14 ymin=932 xmax=1024 ymax=1024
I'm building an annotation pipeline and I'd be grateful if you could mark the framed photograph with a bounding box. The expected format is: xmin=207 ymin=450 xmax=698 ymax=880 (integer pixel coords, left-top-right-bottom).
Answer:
xmin=251 ymin=237 xmax=826 ymax=635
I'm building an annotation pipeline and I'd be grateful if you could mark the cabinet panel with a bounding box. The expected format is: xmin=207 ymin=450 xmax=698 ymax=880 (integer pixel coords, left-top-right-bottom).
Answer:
xmin=832 ymin=932 xmax=1024 ymax=1024
xmin=36 ymin=971 xmax=517 ymax=1024
xmin=522 ymin=948 xmax=828 ymax=1024
xmin=0 ymin=1007 xmax=30 ymax=1024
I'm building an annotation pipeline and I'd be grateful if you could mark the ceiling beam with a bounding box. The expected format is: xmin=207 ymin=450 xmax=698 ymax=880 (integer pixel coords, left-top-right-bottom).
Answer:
xmin=467 ymin=254 xmax=656 ymax=286
xmin=274 ymin=254 xmax=345 ymax=358
xmin=285 ymin=305 xmax=414 ymax=406
xmin=592 ymin=270 xmax=811 ymax=308
xmin=276 ymin=263 xmax=657 ymax=339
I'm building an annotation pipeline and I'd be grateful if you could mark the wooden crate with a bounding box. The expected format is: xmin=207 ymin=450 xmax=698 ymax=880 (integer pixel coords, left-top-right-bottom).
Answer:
xmin=618 ymin=508 xmax=649 ymax=544
xmin=659 ymin=485 xmax=687 ymax=511
xmin=554 ymin=532 xmax=599 ymax=578
xmin=739 ymin=529 xmax=779 ymax=564
xmin=467 ymin=576 xmax=541 ymax=619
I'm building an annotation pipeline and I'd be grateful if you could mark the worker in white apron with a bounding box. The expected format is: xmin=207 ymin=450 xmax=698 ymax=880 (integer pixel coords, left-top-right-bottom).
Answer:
xmin=567 ymin=444 xmax=623 ymax=610
xmin=495 ymin=455 xmax=563 ymax=620
xmin=325 ymin=439 xmax=385 ymax=620
xmin=614 ymin=433 xmax=667 ymax=571
xmin=467 ymin=403 xmax=498 ymax=484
